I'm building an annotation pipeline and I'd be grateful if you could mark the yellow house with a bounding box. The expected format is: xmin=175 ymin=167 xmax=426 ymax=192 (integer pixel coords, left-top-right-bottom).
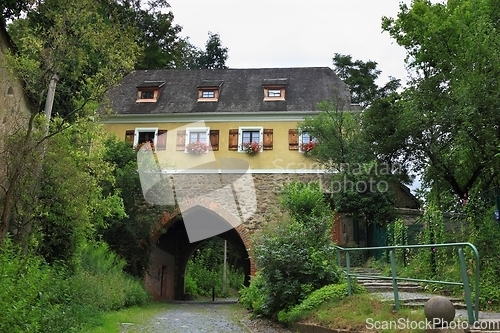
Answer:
xmin=102 ymin=67 xmax=351 ymax=171
xmin=102 ymin=67 xmax=354 ymax=300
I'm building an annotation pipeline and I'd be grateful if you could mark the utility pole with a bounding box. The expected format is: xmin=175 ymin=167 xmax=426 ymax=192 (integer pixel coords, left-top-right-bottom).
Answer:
xmin=222 ymin=240 xmax=227 ymax=294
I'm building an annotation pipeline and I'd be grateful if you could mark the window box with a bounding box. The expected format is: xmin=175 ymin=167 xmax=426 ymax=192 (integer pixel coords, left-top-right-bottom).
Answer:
xmin=185 ymin=141 xmax=210 ymax=154
xmin=240 ymin=141 xmax=263 ymax=155
xmin=299 ymin=131 xmax=317 ymax=154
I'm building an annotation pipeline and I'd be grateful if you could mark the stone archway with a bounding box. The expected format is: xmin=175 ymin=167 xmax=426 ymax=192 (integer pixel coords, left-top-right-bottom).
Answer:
xmin=146 ymin=197 xmax=255 ymax=300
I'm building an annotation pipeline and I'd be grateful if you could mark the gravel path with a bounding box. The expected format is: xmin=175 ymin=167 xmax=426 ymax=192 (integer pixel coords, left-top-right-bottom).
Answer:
xmin=120 ymin=301 xmax=295 ymax=333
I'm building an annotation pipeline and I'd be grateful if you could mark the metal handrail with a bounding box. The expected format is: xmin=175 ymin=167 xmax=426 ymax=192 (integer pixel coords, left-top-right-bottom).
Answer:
xmin=335 ymin=242 xmax=480 ymax=324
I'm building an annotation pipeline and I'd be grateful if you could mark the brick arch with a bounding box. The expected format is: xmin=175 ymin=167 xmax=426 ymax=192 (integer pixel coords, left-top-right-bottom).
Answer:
xmin=152 ymin=197 xmax=256 ymax=276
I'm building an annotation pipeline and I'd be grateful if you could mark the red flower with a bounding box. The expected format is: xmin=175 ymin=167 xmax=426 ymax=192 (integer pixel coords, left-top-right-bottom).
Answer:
xmin=241 ymin=141 xmax=262 ymax=155
xmin=185 ymin=141 xmax=209 ymax=154
xmin=301 ymin=141 xmax=317 ymax=153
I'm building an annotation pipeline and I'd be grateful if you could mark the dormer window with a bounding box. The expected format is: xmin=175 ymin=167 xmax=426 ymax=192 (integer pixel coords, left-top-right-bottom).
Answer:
xmin=197 ymin=80 xmax=223 ymax=102
xmin=263 ymin=78 xmax=287 ymax=101
xmin=136 ymin=81 xmax=165 ymax=103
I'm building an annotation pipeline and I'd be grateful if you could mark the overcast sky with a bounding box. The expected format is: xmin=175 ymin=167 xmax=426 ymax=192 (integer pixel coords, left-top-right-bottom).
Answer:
xmin=167 ymin=0 xmax=414 ymax=86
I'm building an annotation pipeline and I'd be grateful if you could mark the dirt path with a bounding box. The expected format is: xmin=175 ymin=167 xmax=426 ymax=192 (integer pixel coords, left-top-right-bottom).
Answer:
xmin=120 ymin=301 xmax=296 ymax=333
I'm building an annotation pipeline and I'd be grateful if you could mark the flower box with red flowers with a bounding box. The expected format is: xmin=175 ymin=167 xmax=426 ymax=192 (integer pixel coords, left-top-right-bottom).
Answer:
xmin=301 ymin=141 xmax=318 ymax=153
xmin=240 ymin=141 xmax=262 ymax=155
xmin=185 ymin=141 xmax=209 ymax=154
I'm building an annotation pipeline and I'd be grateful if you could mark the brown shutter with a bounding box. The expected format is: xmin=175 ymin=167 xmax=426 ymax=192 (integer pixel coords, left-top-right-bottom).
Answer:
xmin=288 ymin=129 xmax=299 ymax=150
xmin=125 ymin=130 xmax=135 ymax=146
xmin=228 ymin=129 xmax=238 ymax=150
xmin=176 ymin=130 xmax=186 ymax=151
xmin=209 ymin=130 xmax=219 ymax=151
xmin=156 ymin=130 xmax=167 ymax=150
xmin=263 ymin=129 xmax=273 ymax=150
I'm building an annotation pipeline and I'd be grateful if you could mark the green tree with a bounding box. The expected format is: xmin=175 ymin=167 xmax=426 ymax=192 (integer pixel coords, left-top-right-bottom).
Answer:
xmin=195 ymin=32 xmax=229 ymax=69
xmin=99 ymin=138 xmax=169 ymax=277
xmin=332 ymin=53 xmax=400 ymax=108
xmin=7 ymin=0 xmax=140 ymax=120
xmin=300 ymin=101 xmax=397 ymax=226
xmin=121 ymin=0 xmax=192 ymax=69
xmin=35 ymin=120 xmax=125 ymax=264
xmin=0 ymin=0 xmax=33 ymax=20
xmin=0 ymin=0 xmax=139 ymax=245
xmin=377 ymin=0 xmax=500 ymax=208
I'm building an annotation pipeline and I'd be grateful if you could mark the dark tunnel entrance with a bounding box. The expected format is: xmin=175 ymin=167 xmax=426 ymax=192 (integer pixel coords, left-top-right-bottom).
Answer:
xmin=147 ymin=205 xmax=251 ymax=300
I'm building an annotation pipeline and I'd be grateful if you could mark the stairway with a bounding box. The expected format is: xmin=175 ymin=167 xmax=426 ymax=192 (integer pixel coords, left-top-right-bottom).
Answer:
xmin=351 ymin=267 xmax=500 ymax=332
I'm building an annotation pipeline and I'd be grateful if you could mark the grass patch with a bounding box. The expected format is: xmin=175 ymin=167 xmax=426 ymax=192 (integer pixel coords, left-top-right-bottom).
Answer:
xmin=80 ymin=302 xmax=170 ymax=333
xmin=299 ymin=293 xmax=426 ymax=333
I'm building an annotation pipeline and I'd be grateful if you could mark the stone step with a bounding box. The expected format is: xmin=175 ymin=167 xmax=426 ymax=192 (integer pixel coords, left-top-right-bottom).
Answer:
xmin=351 ymin=268 xmax=383 ymax=274
xmin=356 ymin=278 xmax=424 ymax=293
xmin=357 ymin=280 xmax=421 ymax=287
xmin=364 ymin=285 xmax=424 ymax=293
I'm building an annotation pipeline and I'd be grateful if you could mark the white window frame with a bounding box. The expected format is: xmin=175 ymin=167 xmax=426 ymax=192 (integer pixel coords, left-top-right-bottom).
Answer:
xmin=202 ymin=90 xmax=215 ymax=98
xmin=136 ymin=88 xmax=159 ymax=103
xmin=134 ymin=127 xmax=158 ymax=147
xmin=185 ymin=127 xmax=210 ymax=153
xmin=238 ymin=126 xmax=263 ymax=153
xmin=263 ymin=86 xmax=286 ymax=101
xmin=267 ymin=89 xmax=281 ymax=97
xmin=299 ymin=131 xmax=315 ymax=153
xmin=197 ymin=88 xmax=219 ymax=102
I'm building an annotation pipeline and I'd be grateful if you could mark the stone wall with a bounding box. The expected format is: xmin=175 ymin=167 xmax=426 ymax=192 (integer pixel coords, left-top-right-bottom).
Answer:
xmin=166 ymin=172 xmax=330 ymax=233
xmin=146 ymin=172 xmax=331 ymax=299
xmin=0 ymin=26 xmax=32 ymax=202
xmin=145 ymin=245 xmax=176 ymax=300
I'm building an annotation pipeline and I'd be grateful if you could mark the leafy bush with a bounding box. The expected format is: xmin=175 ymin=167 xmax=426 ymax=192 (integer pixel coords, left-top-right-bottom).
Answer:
xmin=71 ymin=241 xmax=151 ymax=312
xmin=238 ymin=273 xmax=267 ymax=316
xmin=277 ymin=282 xmax=366 ymax=324
xmin=185 ymin=237 xmax=245 ymax=298
xmin=185 ymin=252 xmax=244 ymax=298
xmin=0 ymin=240 xmax=59 ymax=333
xmin=252 ymin=180 xmax=342 ymax=318
xmin=0 ymin=239 xmax=151 ymax=333
xmin=184 ymin=274 xmax=199 ymax=296
xmin=469 ymin=208 xmax=500 ymax=310
xmin=279 ymin=180 xmax=330 ymax=218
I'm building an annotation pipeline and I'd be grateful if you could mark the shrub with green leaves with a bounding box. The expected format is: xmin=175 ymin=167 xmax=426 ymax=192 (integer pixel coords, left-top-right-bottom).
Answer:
xmin=71 ymin=241 xmax=151 ymax=312
xmin=469 ymin=208 xmax=500 ymax=310
xmin=279 ymin=180 xmax=330 ymax=218
xmin=185 ymin=252 xmax=244 ymax=298
xmin=251 ymin=180 xmax=342 ymax=318
xmin=238 ymin=273 xmax=267 ymax=316
xmin=277 ymin=282 xmax=366 ymax=324
xmin=0 ymin=239 xmax=150 ymax=333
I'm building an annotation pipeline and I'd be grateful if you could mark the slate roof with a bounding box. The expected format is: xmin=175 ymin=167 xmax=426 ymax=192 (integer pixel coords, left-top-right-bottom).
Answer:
xmin=105 ymin=67 xmax=351 ymax=115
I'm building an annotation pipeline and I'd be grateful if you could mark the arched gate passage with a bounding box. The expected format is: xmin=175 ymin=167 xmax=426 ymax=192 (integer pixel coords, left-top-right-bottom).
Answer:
xmin=146 ymin=199 xmax=254 ymax=300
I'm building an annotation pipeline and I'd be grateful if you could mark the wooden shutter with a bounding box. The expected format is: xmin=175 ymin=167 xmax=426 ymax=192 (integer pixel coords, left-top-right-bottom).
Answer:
xmin=156 ymin=130 xmax=167 ymax=150
xmin=228 ymin=129 xmax=238 ymax=150
xmin=176 ymin=130 xmax=186 ymax=151
xmin=288 ymin=129 xmax=299 ymax=150
xmin=263 ymin=129 xmax=273 ymax=150
xmin=125 ymin=130 xmax=134 ymax=146
xmin=209 ymin=130 xmax=219 ymax=151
